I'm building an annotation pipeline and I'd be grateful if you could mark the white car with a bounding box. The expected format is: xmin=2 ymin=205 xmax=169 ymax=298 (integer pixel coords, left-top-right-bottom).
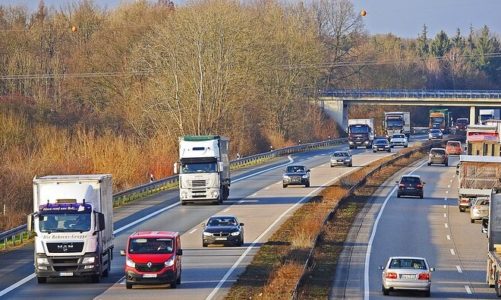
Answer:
xmin=390 ymin=134 xmax=408 ymax=148
xmin=380 ymin=256 xmax=434 ymax=297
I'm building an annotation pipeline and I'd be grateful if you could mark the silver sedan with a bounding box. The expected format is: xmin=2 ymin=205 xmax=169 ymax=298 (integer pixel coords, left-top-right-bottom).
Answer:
xmin=380 ymin=256 xmax=434 ymax=297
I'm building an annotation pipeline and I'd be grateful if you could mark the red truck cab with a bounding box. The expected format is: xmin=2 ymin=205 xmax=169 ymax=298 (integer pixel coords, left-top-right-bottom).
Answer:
xmin=121 ymin=231 xmax=182 ymax=289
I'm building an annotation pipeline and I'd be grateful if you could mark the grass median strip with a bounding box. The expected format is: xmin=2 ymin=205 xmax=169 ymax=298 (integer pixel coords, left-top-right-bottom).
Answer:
xmin=226 ymin=144 xmax=433 ymax=299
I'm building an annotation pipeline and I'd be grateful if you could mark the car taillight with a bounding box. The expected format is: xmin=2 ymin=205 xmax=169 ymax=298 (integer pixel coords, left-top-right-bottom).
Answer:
xmin=473 ymin=206 xmax=480 ymax=210
xmin=386 ymin=272 xmax=398 ymax=279
xmin=399 ymin=184 xmax=405 ymax=188
xmin=418 ymin=272 xmax=430 ymax=280
xmin=416 ymin=184 xmax=423 ymax=188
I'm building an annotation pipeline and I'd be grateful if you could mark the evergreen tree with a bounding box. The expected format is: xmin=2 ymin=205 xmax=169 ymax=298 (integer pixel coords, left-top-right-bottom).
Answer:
xmin=417 ymin=24 xmax=429 ymax=57
xmin=452 ymin=28 xmax=465 ymax=50
xmin=430 ymin=30 xmax=451 ymax=57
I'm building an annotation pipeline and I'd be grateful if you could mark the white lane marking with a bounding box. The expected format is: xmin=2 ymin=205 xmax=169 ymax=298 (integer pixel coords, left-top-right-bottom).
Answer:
xmin=456 ymin=265 xmax=463 ymax=273
xmin=465 ymin=285 xmax=472 ymax=294
xmin=189 ymin=228 xmax=198 ymax=234
xmin=446 ymin=191 xmax=449 ymax=194
xmin=450 ymin=249 xmax=456 ymax=255
xmin=223 ymin=208 xmax=230 ymax=212
xmin=207 ymin=169 xmax=352 ymax=300
xmin=444 ymin=213 xmax=447 ymax=218
xmin=443 ymin=205 xmax=447 ymax=209
xmin=364 ymin=161 xmax=428 ymax=300
xmin=264 ymin=186 xmax=271 ymax=190
xmin=445 ymin=223 xmax=448 ymax=228
xmin=447 ymin=185 xmax=451 ymax=188
xmin=447 ymin=235 xmax=451 ymax=240
xmin=450 ymin=179 xmax=453 ymax=183
xmin=0 ymin=273 xmax=36 ymax=297
xmin=251 ymin=193 xmax=257 ymax=197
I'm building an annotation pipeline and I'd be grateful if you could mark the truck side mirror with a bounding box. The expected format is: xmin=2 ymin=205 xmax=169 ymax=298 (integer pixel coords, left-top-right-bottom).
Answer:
xmin=218 ymin=162 xmax=224 ymax=172
xmin=96 ymin=212 xmax=105 ymax=231
xmin=173 ymin=162 xmax=179 ymax=175
xmin=120 ymin=250 xmax=126 ymax=256
xmin=176 ymin=249 xmax=183 ymax=256
xmin=27 ymin=213 xmax=34 ymax=232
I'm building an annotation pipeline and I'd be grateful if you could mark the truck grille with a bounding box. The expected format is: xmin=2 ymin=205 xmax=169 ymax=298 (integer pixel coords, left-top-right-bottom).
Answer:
xmin=47 ymin=242 xmax=84 ymax=253
xmin=136 ymin=263 xmax=164 ymax=272
xmin=52 ymin=258 xmax=79 ymax=272
xmin=191 ymin=180 xmax=206 ymax=187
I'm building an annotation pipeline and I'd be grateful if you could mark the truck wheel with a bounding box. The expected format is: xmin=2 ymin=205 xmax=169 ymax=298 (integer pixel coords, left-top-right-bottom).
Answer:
xmin=103 ymin=251 xmax=111 ymax=277
xmin=170 ymin=279 xmax=177 ymax=289
xmin=37 ymin=277 xmax=47 ymax=284
xmin=424 ymin=289 xmax=431 ymax=297
xmin=91 ymin=274 xmax=100 ymax=283
xmin=203 ymin=242 xmax=208 ymax=247
xmin=470 ymin=219 xmax=475 ymax=224
xmin=366 ymin=145 xmax=371 ymax=149
xmin=349 ymin=145 xmax=354 ymax=149
xmin=283 ymin=184 xmax=287 ymax=188
xmin=495 ymin=272 xmax=501 ymax=297
xmin=181 ymin=201 xmax=187 ymax=206
xmin=305 ymin=181 xmax=310 ymax=188
xmin=459 ymin=207 xmax=465 ymax=212
xmin=126 ymin=282 xmax=133 ymax=289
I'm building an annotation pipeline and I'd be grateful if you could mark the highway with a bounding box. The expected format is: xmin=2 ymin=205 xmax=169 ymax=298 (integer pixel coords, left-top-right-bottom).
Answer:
xmin=332 ymin=153 xmax=496 ymax=299
xmin=0 ymin=138 xmax=424 ymax=299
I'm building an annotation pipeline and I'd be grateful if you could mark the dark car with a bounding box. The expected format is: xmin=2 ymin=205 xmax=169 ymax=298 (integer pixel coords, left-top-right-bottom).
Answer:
xmin=283 ymin=165 xmax=310 ymax=188
xmin=330 ymin=151 xmax=352 ymax=167
xmin=428 ymin=148 xmax=448 ymax=166
xmin=202 ymin=215 xmax=244 ymax=247
xmin=373 ymin=139 xmax=391 ymax=153
xmin=397 ymin=175 xmax=425 ymax=198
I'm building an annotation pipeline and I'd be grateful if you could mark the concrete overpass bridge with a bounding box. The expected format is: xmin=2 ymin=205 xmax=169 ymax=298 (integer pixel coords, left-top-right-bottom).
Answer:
xmin=319 ymin=89 xmax=501 ymax=129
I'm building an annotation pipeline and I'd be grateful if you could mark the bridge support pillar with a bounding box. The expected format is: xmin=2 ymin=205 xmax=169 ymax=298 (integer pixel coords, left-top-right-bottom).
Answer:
xmin=321 ymin=99 xmax=348 ymax=131
xmin=470 ymin=106 xmax=476 ymax=125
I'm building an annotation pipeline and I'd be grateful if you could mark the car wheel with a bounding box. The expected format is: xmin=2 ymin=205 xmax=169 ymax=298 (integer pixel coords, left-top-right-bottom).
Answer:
xmin=459 ymin=207 xmax=465 ymax=212
xmin=445 ymin=162 xmax=448 ymax=167
xmin=387 ymin=149 xmax=391 ymax=152
xmin=37 ymin=277 xmax=47 ymax=284
xmin=471 ymin=219 xmax=475 ymax=223
xmin=203 ymin=242 xmax=208 ymax=247
xmin=349 ymin=163 xmax=352 ymax=167
xmin=404 ymin=145 xmax=408 ymax=148
xmin=283 ymin=184 xmax=287 ymax=188
xmin=126 ymin=282 xmax=133 ymax=289
xmin=424 ymin=289 xmax=431 ymax=297
xmin=330 ymin=164 xmax=334 ymax=167
xmin=349 ymin=145 xmax=354 ymax=149
xmin=382 ymin=285 xmax=390 ymax=296
xmin=181 ymin=201 xmax=187 ymax=206
xmin=397 ymin=193 xmax=401 ymax=198
xmin=170 ymin=279 xmax=177 ymax=289
xmin=427 ymin=162 xmax=431 ymax=166
xmin=305 ymin=182 xmax=310 ymax=188
xmin=420 ymin=193 xmax=423 ymax=199
xmin=373 ymin=150 xmax=376 ymax=153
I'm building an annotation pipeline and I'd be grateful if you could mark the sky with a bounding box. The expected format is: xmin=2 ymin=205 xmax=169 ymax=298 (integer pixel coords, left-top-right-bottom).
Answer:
xmin=1 ymin=0 xmax=501 ymax=38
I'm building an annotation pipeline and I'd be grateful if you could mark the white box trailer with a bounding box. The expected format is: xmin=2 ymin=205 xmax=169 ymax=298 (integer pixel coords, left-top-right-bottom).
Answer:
xmin=28 ymin=174 xmax=114 ymax=283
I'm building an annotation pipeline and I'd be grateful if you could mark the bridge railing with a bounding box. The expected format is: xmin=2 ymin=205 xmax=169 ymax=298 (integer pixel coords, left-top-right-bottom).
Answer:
xmin=0 ymin=137 xmax=348 ymax=249
xmin=320 ymin=89 xmax=501 ymax=99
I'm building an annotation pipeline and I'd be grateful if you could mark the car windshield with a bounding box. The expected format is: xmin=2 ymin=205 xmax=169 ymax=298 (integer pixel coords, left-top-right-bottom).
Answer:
xmin=349 ymin=126 xmax=369 ymax=134
xmin=401 ymin=177 xmax=421 ymax=184
xmin=129 ymin=238 xmax=174 ymax=254
xmin=333 ymin=152 xmax=348 ymax=157
xmin=389 ymin=258 xmax=427 ymax=270
xmin=208 ymin=217 xmax=237 ymax=227
xmin=447 ymin=142 xmax=460 ymax=147
xmin=375 ymin=139 xmax=387 ymax=144
xmin=287 ymin=166 xmax=305 ymax=173
xmin=181 ymin=162 xmax=217 ymax=173
xmin=457 ymin=119 xmax=468 ymax=125
xmin=430 ymin=129 xmax=441 ymax=134
xmin=39 ymin=212 xmax=91 ymax=233
xmin=392 ymin=134 xmax=405 ymax=139
xmin=431 ymin=149 xmax=445 ymax=155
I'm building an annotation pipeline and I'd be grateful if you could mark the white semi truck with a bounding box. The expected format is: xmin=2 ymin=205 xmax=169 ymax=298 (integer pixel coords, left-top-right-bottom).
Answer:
xmin=479 ymin=109 xmax=501 ymax=125
xmin=28 ymin=175 xmax=114 ymax=283
xmin=384 ymin=112 xmax=411 ymax=138
xmin=175 ymin=135 xmax=230 ymax=205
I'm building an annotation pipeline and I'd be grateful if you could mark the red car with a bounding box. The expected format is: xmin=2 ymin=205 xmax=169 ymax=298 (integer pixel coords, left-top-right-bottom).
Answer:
xmin=121 ymin=231 xmax=182 ymax=289
xmin=446 ymin=141 xmax=462 ymax=155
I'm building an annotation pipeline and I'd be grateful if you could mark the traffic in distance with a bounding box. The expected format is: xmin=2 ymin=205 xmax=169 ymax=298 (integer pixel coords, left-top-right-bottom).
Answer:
xmin=2 ymin=107 xmax=501 ymax=299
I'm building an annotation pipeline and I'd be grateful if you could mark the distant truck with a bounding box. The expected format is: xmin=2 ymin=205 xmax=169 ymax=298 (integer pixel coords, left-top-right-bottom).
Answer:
xmin=175 ymin=135 xmax=230 ymax=205
xmin=479 ymin=109 xmax=501 ymax=125
xmin=28 ymin=175 xmax=114 ymax=283
xmin=457 ymin=156 xmax=501 ymax=212
xmin=455 ymin=117 xmax=469 ymax=133
xmin=347 ymin=118 xmax=374 ymax=149
xmin=429 ymin=108 xmax=451 ymax=133
xmin=384 ymin=112 xmax=411 ymax=138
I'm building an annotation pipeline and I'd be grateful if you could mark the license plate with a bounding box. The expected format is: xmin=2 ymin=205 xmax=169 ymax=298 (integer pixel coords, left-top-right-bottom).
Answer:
xmin=401 ymin=274 xmax=416 ymax=279
xmin=60 ymin=272 xmax=73 ymax=277
xmin=216 ymin=237 xmax=227 ymax=240
xmin=143 ymin=273 xmax=157 ymax=278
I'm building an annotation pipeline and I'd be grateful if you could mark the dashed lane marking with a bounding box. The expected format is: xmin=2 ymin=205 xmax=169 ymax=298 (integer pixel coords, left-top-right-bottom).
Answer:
xmin=456 ymin=265 xmax=462 ymax=273
xmin=447 ymin=235 xmax=451 ymax=240
xmin=450 ymin=249 xmax=456 ymax=255
xmin=465 ymin=285 xmax=472 ymax=294
xmin=189 ymin=228 xmax=198 ymax=234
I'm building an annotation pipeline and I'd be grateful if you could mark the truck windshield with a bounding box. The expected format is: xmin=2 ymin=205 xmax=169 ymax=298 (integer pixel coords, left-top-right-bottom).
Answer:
xmin=386 ymin=119 xmax=403 ymax=128
xmin=181 ymin=162 xmax=217 ymax=173
xmin=349 ymin=126 xmax=369 ymax=134
xmin=39 ymin=212 xmax=91 ymax=233
xmin=431 ymin=117 xmax=444 ymax=124
xmin=129 ymin=238 xmax=174 ymax=254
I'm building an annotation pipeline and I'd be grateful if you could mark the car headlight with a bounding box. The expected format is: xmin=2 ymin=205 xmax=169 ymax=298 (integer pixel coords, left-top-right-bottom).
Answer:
xmin=181 ymin=191 xmax=188 ymax=199
xmin=203 ymin=231 xmax=213 ymax=236
xmin=164 ymin=258 xmax=175 ymax=267
xmin=302 ymin=175 xmax=308 ymax=179
xmin=364 ymin=141 xmax=369 ymax=144
xmin=82 ymin=257 xmax=96 ymax=264
xmin=126 ymin=257 xmax=135 ymax=268
xmin=283 ymin=175 xmax=290 ymax=180
xmin=37 ymin=257 xmax=49 ymax=265
xmin=230 ymin=231 xmax=241 ymax=236
xmin=211 ymin=190 xmax=219 ymax=198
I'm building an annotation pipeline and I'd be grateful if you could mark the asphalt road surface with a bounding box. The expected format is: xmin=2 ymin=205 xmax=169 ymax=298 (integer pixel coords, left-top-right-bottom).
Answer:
xmin=0 ymin=137 xmax=427 ymax=299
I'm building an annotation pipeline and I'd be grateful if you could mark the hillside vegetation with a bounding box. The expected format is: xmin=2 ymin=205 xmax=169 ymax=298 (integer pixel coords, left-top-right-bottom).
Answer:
xmin=0 ymin=0 xmax=500 ymax=229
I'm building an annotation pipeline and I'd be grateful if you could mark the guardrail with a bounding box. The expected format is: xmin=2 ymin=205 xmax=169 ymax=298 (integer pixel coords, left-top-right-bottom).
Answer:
xmin=0 ymin=137 xmax=348 ymax=249
xmin=320 ymin=89 xmax=501 ymax=99
xmin=291 ymin=138 xmax=452 ymax=299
